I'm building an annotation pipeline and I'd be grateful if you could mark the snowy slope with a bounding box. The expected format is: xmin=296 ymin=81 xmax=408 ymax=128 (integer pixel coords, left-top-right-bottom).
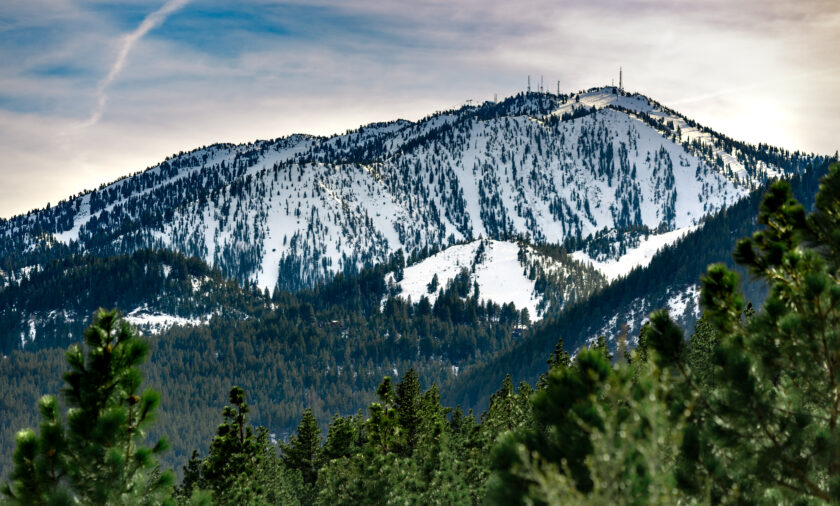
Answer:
xmin=124 ymin=306 xmax=213 ymax=335
xmin=1 ymin=87 xmax=813 ymax=292
xmin=389 ymin=240 xmax=540 ymax=316
xmin=571 ymin=225 xmax=700 ymax=281
xmin=560 ymin=87 xmax=786 ymax=183
xmin=586 ymin=283 xmax=702 ymax=349
xmin=386 ymin=239 xmax=607 ymax=320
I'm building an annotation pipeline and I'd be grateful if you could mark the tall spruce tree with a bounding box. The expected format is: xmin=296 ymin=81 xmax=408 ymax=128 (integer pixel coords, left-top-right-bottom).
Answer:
xmin=1 ymin=308 xmax=174 ymax=505
xmin=395 ymin=368 xmax=422 ymax=457
xmin=201 ymin=387 xmax=259 ymax=493
xmin=367 ymin=377 xmax=399 ymax=453
xmin=175 ymin=387 xmax=303 ymax=505
xmin=282 ymin=408 xmax=322 ymax=487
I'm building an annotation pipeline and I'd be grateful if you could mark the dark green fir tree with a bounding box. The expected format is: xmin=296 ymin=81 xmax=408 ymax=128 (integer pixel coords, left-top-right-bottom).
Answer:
xmin=281 ymin=407 xmax=322 ymax=492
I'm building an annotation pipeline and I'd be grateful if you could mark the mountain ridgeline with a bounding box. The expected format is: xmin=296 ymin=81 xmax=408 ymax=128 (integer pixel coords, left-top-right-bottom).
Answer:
xmin=0 ymin=87 xmax=815 ymax=293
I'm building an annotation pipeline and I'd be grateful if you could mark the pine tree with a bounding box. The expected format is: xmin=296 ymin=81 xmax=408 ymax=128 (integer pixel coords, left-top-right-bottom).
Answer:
xmin=200 ymin=386 xmax=260 ymax=500
xmin=648 ymin=163 xmax=840 ymax=503
xmin=367 ymin=377 xmax=399 ymax=453
xmin=176 ymin=388 xmax=302 ymax=505
xmin=282 ymin=408 xmax=322 ymax=487
xmin=537 ymin=337 xmax=571 ymax=388
xmin=1 ymin=308 xmax=174 ymax=505
xmin=321 ymin=415 xmax=356 ymax=462
xmin=489 ymin=348 xmax=611 ymax=502
xmin=395 ymin=368 xmax=422 ymax=456
xmin=173 ymin=450 xmax=203 ymax=504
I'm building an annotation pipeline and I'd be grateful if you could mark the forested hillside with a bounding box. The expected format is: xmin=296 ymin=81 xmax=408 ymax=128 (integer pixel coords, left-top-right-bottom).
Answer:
xmin=0 ymin=250 xmax=253 ymax=352
xmin=444 ymin=157 xmax=833 ymax=411
xmin=0 ymin=246 xmax=536 ymax=475
xmin=4 ymin=163 xmax=840 ymax=504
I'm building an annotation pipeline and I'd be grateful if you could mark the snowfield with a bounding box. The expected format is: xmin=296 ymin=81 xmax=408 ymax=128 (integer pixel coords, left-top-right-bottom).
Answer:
xmin=571 ymin=225 xmax=700 ymax=281
xmin=387 ymin=240 xmax=543 ymax=318
xmin=124 ymin=306 xmax=211 ymax=335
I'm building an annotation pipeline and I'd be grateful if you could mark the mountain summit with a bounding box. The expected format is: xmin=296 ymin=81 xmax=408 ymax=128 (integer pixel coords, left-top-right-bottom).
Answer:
xmin=1 ymin=87 xmax=813 ymax=293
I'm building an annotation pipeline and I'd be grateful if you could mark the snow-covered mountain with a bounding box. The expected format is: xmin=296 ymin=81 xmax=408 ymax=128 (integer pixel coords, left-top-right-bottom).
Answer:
xmin=0 ymin=87 xmax=815 ymax=297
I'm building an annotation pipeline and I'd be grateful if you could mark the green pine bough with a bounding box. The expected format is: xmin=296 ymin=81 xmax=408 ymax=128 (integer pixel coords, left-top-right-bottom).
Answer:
xmin=2 ymin=308 xmax=174 ymax=505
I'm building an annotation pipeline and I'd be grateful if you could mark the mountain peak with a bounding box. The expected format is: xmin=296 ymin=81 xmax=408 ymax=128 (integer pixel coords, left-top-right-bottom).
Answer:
xmin=0 ymin=87 xmax=815 ymax=292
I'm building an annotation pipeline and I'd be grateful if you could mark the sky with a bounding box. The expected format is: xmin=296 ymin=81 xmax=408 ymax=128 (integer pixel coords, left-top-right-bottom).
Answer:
xmin=1 ymin=0 xmax=838 ymax=218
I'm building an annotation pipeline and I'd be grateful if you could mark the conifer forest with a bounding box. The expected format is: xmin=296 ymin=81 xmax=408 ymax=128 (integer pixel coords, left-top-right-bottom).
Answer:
xmin=2 ymin=156 xmax=839 ymax=503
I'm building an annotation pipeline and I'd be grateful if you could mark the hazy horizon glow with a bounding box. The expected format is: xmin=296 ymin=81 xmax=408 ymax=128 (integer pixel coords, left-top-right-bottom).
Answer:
xmin=1 ymin=0 xmax=838 ymax=218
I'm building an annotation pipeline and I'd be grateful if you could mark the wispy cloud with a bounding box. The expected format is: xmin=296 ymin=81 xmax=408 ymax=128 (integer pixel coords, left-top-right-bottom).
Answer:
xmin=81 ymin=0 xmax=190 ymax=127
xmin=0 ymin=0 xmax=837 ymax=218
xmin=667 ymin=66 xmax=840 ymax=107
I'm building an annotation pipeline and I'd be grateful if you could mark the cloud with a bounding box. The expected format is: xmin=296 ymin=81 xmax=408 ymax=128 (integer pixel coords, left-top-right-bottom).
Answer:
xmin=81 ymin=0 xmax=190 ymax=127
xmin=668 ymin=66 xmax=840 ymax=107
xmin=0 ymin=0 xmax=838 ymax=217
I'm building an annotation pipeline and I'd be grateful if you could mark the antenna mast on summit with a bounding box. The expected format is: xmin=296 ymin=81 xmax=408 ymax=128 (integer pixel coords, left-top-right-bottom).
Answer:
xmin=557 ymin=80 xmax=560 ymax=95
xmin=527 ymin=75 xmax=531 ymax=93
xmin=540 ymin=75 xmax=544 ymax=93
xmin=619 ymin=67 xmax=623 ymax=92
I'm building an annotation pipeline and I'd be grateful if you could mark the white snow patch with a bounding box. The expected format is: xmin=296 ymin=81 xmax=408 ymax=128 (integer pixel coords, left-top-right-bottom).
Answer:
xmin=667 ymin=285 xmax=701 ymax=318
xmin=571 ymin=225 xmax=699 ymax=282
xmin=190 ymin=276 xmax=207 ymax=292
xmin=388 ymin=240 xmax=543 ymax=318
xmin=124 ymin=307 xmax=209 ymax=335
xmin=21 ymin=320 xmax=36 ymax=348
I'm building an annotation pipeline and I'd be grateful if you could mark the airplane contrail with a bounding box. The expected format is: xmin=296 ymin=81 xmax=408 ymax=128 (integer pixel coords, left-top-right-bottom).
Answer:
xmin=81 ymin=0 xmax=190 ymax=127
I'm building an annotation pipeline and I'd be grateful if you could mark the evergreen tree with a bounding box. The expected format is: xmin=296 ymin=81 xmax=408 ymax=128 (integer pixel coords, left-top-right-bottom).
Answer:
xmin=247 ymin=427 xmax=303 ymax=506
xmin=321 ymin=415 xmax=356 ymax=462
xmin=282 ymin=408 xmax=322 ymax=487
xmin=200 ymin=386 xmax=261 ymax=500
xmin=395 ymin=368 xmax=422 ymax=456
xmin=173 ymin=450 xmax=202 ymax=504
xmin=647 ymin=163 xmax=840 ymax=503
xmin=175 ymin=388 xmax=303 ymax=505
xmin=480 ymin=375 xmax=533 ymax=438
xmin=490 ymin=336 xmax=688 ymax=505
xmin=489 ymin=348 xmax=610 ymax=502
xmin=1 ymin=308 xmax=174 ymax=505
xmin=696 ymin=166 xmax=840 ymax=501
xmin=367 ymin=377 xmax=399 ymax=453
xmin=537 ymin=337 xmax=571 ymax=389
xmin=427 ymin=273 xmax=439 ymax=294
